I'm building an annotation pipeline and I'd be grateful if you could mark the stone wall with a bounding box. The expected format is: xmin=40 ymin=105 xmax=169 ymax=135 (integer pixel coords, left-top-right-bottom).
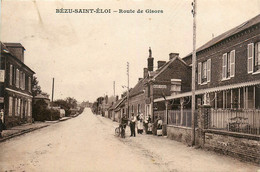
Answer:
xmin=167 ymin=125 xmax=199 ymax=145
xmin=204 ymin=131 xmax=260 ymax=164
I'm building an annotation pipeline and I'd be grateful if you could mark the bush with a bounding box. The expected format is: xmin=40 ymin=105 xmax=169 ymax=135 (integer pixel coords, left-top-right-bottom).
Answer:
xmin=33 ymin=99 xmax=60 ymax=121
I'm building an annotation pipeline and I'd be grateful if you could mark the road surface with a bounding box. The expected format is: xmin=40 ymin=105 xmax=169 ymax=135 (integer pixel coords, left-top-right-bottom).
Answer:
xmin=0 ymin=108 xmax=259 ymax=172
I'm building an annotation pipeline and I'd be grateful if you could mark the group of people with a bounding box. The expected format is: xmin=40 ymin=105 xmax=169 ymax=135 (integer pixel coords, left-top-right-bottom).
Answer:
xmin=119 ymin=112 xmax=153 ymax=137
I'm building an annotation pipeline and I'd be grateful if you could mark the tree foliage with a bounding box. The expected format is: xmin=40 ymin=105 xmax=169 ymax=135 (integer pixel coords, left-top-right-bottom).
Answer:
xmin=32 ymin=76 xmax=42 ymax=97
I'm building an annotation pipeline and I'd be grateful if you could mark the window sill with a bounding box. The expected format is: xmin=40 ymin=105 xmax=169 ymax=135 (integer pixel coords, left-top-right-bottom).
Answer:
xmin=200 ymin=82 xmax=208 ymax=85
xmin=221 ymin=77 xmax=231 ymax=81
xmin=252 ymin=70 xmax=260 ymax=75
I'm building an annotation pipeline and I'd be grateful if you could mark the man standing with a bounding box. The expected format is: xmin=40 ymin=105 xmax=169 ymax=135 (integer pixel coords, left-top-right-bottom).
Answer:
xmin=130 ymin=113 xmax=136 ymax=137
xmin=0 ymin=109 xmax=4 ymax=138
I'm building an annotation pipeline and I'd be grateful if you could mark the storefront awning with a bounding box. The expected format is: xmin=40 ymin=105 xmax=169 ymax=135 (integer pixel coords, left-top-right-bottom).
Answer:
xmin=154 ymin=80 xmax=260 ymax=102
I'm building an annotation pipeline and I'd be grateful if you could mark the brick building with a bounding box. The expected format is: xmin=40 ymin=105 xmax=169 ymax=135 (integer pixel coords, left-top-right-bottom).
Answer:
xmin=0 ymin=42 xmax=35 ymax=127
xmin=152 ymin=14 xmax=260 ymax=162
xmin=126 ymin=48 xmax=191 ymax=122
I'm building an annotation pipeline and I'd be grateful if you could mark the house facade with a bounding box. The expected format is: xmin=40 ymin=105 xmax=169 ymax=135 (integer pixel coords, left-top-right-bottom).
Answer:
xmin=144 ymin=51 xmax=192 ymax=122
xmin=0 ymin=42 xmax=35 ymax=127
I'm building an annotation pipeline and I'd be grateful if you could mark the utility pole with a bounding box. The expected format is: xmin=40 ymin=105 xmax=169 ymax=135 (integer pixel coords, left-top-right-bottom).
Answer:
xmin=127 ymin=62 xmax=130 ymax=118
xmin=51 ymin=78 xmax=55 ymax=102
xmin=113 ymin=81 xmax=115 ymax=96
xmin=191 ymin=0 xmax=197 ymax=146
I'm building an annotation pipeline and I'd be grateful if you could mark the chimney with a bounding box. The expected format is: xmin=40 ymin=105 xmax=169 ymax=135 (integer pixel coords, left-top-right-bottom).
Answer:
xmin=116 ymin=95 xmax=119 ymax=101
xmin=143 ymin=68 xmax=148 ymax=78
xmin=157 ymin=61 xmax=166 ymax=69
xmin=169 ymin=53 xmax=179 ymax=60
xmin=4 ymin=43 xmax=25 ymax=63
xmin=147 ymin=47 xmax=154 ymax=71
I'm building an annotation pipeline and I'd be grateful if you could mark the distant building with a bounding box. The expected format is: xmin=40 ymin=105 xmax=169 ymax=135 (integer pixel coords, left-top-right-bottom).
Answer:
xmin=34 ymin=93 xmax=50 ymax=108
xmin=0 ymin=42 xmax=35 ymax=127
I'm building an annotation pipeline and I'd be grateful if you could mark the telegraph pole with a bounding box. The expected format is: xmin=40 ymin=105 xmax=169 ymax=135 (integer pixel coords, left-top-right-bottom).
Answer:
xmin=113 ymin=81 xmax=115 ymax=96
xmin=51 ymin=78 xmax=55 ymax=102
xmin=127 ymin=62 xmax=130 ymax=118
xmin=191 ymin=0 xmax=197 ymax=146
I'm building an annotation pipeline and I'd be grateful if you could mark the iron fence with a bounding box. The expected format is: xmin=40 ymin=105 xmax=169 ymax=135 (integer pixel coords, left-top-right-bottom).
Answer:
xmin=168 ymin=109 xmax=197 ymax=127
xmin=210 ymin=109 xmax=260 ymax=135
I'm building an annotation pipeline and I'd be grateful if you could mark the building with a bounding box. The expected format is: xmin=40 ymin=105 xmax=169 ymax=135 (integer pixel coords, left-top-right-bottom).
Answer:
xmin=152 ymin=14 xmax=260 ymax=162
xmin=0 ymin=42 xmax=35 ymax=127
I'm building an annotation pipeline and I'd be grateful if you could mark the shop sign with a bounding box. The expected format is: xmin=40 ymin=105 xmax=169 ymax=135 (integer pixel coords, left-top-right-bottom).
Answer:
xmin=0 ymin=70 xmax=5 ymax=82
xmin=153 ymin=85 xmax=167 ymax=89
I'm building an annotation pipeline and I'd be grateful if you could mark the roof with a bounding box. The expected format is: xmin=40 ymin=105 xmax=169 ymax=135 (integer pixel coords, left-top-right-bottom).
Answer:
xmin=35 ymin=94 xmax=50 ymax=100
xmin=113 ymin=96 xmax=126 ymax=110
xmin=3 ymin=43 xmax=25 ymax=50
xmin=154 ymin=79 xmax=260 ymax=102
xmin=152 ymin=56 xmax=189 ymax=80
xmin=129 ymin=78 xmax=148 ymax=97
xmin=184 ymin=14 xmax=260 ymax=59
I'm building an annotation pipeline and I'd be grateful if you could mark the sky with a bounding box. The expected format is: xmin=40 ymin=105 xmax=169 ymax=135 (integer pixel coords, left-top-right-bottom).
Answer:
xmin=1 ymin=0 xmax=260 ymax=102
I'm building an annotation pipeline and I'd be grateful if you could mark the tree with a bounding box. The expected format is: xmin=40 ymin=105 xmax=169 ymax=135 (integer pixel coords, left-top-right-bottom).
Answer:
xmin=32 ymin=76 xmax=42 ymax=97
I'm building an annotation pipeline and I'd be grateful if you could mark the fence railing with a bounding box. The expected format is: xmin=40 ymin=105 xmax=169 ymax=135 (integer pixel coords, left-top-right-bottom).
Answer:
xmin=168 ymin=109 xmax=197 ymax=127
xmin=209 ymin=109 xmax=260 ymax=135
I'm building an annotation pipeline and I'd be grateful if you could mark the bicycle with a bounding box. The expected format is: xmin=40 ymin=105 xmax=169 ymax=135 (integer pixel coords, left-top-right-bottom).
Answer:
xmin=115 ymin=124 xmax=126 ymax=138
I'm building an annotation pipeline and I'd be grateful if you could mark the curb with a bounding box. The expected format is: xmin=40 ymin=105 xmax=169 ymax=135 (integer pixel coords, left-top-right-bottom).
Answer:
xmin=0 ymin=125 xmax=49 ymax=143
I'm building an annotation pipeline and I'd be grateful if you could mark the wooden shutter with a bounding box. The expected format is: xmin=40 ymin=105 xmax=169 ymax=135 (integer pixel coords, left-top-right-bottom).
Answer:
xmin=222 ymin=53 xmax=227 ymax=79
xmin=248 ymin=43 xmax=254 ymax=73
xmin=230 ymin=50 xmax=235 ymax=77
xmin=207 ymin=59 xmax=211 ymax=82
xmin=9 ymin=65 xmax=13 ymax=85
xmin=198 ymin=62 xmax=201 ymax=84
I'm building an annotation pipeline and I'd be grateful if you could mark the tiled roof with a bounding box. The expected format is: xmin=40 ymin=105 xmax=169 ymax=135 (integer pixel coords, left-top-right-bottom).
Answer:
xmin=129 ymin=78 xmax=148 ymax=97
xmin=184 ymin=14 xmax=260 ymax=59
xmin=3 ymin=43 xmax=25 ymax=50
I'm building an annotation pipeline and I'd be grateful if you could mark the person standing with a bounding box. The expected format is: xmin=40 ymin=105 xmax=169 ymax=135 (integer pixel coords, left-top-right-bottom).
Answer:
xmin=0 ymin=109 xmax=4 ymax=138
xmin=130 ymin=113 xmax=136 ymax=137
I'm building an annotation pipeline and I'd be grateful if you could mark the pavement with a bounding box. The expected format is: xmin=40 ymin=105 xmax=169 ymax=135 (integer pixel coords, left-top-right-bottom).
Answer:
xmin=0 ymin=116 xmax=72 ymax=142
xmin=0 ymin=108 xmax=258 ymax=172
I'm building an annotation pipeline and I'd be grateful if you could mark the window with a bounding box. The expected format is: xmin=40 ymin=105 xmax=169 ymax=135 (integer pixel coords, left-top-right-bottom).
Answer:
xmin=16 ymin=69 xmax=19 ymax=88
xmin=138 ymin=104 xmax=141 ymax=114
xmin=222 ymin=50 xmax=235 ymax=79
xmin=14 ymin=98 xmax=18 ymax=116
xmin=198 ymin=59 xmax=211 ymax=85
xmin=18 ymin=98 xmax=21 ymax=116
xmin=20 ymin=71 xmax=23 ymax=89
xmin=28 ymin=77 xmax=31 ymax=92
xmin=202 ymin=61 xmax=207 ymax=83
xmin=28 ymin=100 xmax=31 ymax=116
xmin=9 ymin=65 xmax=13 ymax=85
xmin=23 ymin=73 xmax=25 ymax=90
xmin=248 ymin=42 xmax=260 ymax=73
xmin=9 ymin=97 xmax=13 ymax=116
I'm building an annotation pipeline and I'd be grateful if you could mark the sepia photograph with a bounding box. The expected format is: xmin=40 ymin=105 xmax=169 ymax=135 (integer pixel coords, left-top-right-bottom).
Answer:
xmin=0 ymin=0 xmax=260 ymax=171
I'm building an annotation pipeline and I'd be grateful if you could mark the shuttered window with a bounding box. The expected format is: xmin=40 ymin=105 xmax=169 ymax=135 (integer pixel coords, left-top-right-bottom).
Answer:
xmin=230 ymin=50 xmax=235 ymax=77
xmin=198 ymin=62 xmax=201 ymax=84
xmin=9 ymin=97 xmax=13 ymax=116
xmin=255 ymin=42 xmax=260 ymax=71
xmin=9 ymin=65 xmax=13 ymax=85
xmin=248 ymin=43 xmax=254 ymax=73
xmin=207 ymin=59 xmax=211 ymax=82
xmin=16 ymin=69 xmax=19 ymax=88
xmin=222 ymin=53 xmax=227 ymax=79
